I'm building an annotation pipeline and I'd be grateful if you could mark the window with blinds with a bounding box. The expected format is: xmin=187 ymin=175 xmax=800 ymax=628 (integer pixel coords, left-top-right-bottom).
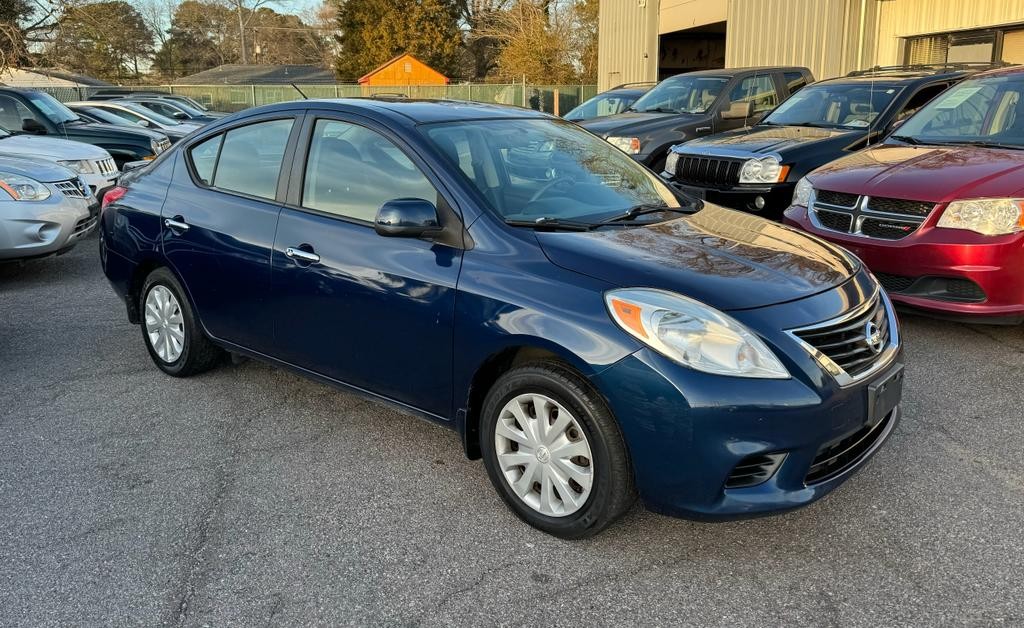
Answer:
xmin=906 ymin=35 xmax=949 ymax=65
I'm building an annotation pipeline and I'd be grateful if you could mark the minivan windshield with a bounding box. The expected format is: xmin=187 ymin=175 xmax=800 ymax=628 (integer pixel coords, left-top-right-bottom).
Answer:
xmin=628 ymin=76 xmax=729 ymax=114
xmin=422 ymin=119 xmax=681 ymax=223
xmin=894 ymin=75 xmax=1024 ymax=147
xmin=763 ymin=82 xmax=903 ymax=128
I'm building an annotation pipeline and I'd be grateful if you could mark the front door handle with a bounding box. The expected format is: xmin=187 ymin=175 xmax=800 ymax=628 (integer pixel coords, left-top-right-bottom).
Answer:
xmin=285 ymin=246 xmax=320 ymax=264
xmin=164 ymin=217 xmax=189 ymax=232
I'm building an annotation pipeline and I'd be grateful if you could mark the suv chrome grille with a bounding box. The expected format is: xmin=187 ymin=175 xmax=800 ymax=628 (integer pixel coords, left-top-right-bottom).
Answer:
xmin=673 ymin=155 xmax=743 ymax=187
xmin=54 ymin=179 xmax=88 ymax=199
xmin=95 ymin=157 xmax=118 ymax=176
xmin=791 ymin=293 xmax=892 ymax=380
xmin=811 ymin=191 xmax=934 ymax=241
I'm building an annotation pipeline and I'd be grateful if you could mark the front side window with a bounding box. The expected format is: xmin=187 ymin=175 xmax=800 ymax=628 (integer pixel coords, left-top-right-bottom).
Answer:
xmin=188 ymin=118 xmax=293 ymax=199
xmin=302 ymin=119 xmax=438 ymax=222
xmin=0 ymin=95 xmax=33 ymax=131
xmin=629 ymin=76 xmax=728 ymax=114
xmin=763 ymin=83 xmax=903 ymax=129
xmin=784 ymin=71 xmax=808 ymax=94
xmin=423 ymin=119 xmax=679 ymax=223
xmin=896 ymin=76 xmax=1024 ymax=145
xmin=729 ymin=75 xmax=779 ymax=113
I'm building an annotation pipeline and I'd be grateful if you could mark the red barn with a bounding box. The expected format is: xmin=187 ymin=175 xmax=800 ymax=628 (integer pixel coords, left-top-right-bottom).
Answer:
xmin=358 ymin=53 xmax=449 ymax=87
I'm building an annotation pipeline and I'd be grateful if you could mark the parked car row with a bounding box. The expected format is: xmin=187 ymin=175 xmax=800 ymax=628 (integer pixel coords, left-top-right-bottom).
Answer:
xmin=0 ymin=86 xmax=225 ymax=262
xmin=581 ymin=63 xmax=1023 ymax=324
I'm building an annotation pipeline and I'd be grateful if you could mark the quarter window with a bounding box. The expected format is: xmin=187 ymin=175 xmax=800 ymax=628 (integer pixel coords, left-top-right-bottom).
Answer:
xmin=187 ymin=118 xmax=293 ymax=199
xmin=301 ymin=119 xmax=438 ymax=222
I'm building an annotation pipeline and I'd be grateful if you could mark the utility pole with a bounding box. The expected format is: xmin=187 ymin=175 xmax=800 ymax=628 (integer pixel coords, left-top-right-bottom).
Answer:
xmin=238 ymin=4 xmax=248 ymax=64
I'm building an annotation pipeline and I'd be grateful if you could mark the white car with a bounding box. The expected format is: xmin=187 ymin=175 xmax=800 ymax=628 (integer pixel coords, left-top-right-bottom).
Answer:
xmin=0 ymin=125 xmax=119 ymax=198
xmin=0 ymin=155 xmax=96 ymax=261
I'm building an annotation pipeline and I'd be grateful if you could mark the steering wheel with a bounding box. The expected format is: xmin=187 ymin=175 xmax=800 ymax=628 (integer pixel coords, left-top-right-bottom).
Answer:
xmin=527 ymin=176 xmax=576 ymax=205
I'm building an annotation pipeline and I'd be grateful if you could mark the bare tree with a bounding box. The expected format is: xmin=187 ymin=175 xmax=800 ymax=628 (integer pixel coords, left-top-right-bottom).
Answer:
xmin=220 ymin=0 xmax=291 ymax=64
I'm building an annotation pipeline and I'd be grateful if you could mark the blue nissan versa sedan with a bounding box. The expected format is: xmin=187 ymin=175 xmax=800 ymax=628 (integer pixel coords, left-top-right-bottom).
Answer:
xmin=99 ymin=99 xmax=904 ymax=538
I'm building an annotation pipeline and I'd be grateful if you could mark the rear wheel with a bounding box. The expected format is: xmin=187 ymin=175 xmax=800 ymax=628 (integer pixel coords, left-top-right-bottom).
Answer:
xmin=480 ymin=362 xmax=636 ymax=538
xmin=140 ymin=268 xmax=222 ymax=376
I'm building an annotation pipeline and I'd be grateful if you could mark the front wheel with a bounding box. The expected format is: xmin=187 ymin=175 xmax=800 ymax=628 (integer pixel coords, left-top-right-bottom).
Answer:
xmin=140 ymin=267 xmax=222 ymax=376
xmin=480 ymin=362 xmax=636 ymax=538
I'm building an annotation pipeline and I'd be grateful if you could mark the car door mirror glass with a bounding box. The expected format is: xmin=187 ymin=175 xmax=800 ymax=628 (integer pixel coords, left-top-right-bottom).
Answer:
xmin=22 ymin=118 xmax=46 ymax=134
xmin=173 ymin=112 xmax=189 ymax=120
xmin=375 ymin=198 xmax=442 ymax=238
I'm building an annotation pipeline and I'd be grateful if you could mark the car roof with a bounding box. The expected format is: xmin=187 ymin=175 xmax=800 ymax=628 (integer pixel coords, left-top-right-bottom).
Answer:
xmin=816 ymin=70 xmax=971 ymax=87
xmin=972 ymin=64 xmax=1024 ymax=79
xmin=250 ymin=98 xmax=555 ymax=125
xmin=664 ymin=66 xmax=808 ymax=79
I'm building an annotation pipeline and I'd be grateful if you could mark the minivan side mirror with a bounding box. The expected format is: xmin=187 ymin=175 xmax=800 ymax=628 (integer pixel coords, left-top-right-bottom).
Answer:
xmin=721 ymin=100 xmax=755 ymax=120
xmin=21 ymin=118 xmax=46 ymax=134
xmin=375 ymin=198 xmax=443 ymax=238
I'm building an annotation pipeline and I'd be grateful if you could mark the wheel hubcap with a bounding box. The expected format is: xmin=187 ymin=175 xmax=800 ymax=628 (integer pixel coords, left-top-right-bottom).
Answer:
xmin=494 ymin=393 xmax=594 ymax=517
xmin=144 ymin=285 xmax=185 ymax=363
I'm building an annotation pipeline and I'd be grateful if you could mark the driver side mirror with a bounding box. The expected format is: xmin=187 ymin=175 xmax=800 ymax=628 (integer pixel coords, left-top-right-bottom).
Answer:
xmin=375 ymin=198 xmax=443 ymax=238
xmin=172 ymin=112 xmax=189 ymax=120
xmin=136 ymin=119 xmax=151 ymax=128
xmin=21 ymin=118 xmax=46 ymax=134
xmin=721 ymin=100 xmax=755 ymax=120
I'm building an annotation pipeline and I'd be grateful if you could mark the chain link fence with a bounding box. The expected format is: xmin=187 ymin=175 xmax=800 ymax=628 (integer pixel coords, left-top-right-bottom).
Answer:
xmin=38 ymin=83 xmax=599 ymax=115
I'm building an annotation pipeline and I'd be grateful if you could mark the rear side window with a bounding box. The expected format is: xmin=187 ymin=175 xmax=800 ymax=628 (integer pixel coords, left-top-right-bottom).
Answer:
xmin=188 ymin=118 xmax=294 ymax=200
xmin=784 ymin=72 xmax=808 ymax=94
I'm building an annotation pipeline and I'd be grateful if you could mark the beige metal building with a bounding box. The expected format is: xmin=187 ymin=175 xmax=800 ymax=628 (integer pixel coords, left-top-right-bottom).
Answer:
xmin=598 ymin=0 xmax=1024 ymax=90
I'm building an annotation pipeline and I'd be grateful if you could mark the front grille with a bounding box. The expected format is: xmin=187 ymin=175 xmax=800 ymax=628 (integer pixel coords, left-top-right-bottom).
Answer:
xmin=95 ymin=157 xmax=118 ymax=175
xmin=805 ymin=409 xmax=894 ymax=484
xmin=725 ymin=453 xmax=786 ymax=489
xmin=817 ymin=189 xmax=858 ymax=207
xmin=792 ymin=294 xmax=890 ymax=378
xmin=873 ymin=274 xmax=986 ymax=303
xmin=674 ymin=155 xmax=743 ymax=187
xmin=944 ymin=278 xmax=986 ymax=301
xmin=156 ymin=138 xmax=171 ymax=154
xmin=866 ymin=197 xmax=934 ymax=217
xmin=875 ymin=272 xmax=915 ymax=293
xmin=816 ymin=208 xmax=853 ymax=232
xmin=54 ymin=179 xmax=88 ymax=199
xmin=860 ymin=217 xmax=918 ymax=240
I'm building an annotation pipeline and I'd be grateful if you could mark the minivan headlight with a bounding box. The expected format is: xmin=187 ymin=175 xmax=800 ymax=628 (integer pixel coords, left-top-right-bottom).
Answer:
xmin=607 ymin=136 xmax=641 ymax=155
xmin=0 ymin=172 xmax=51 ymax=201
xmin=605 ymin=288 xmax=790 ymax=379
xmin=739 ymin=156 xmax=790 ymax=184
xmin=56 ymin=159 xmax=96 ymax=174
xmin=936 ymin=198 xmax=1024 ymax=236
xmin=791 ymin=176 xmax=814 ymax=207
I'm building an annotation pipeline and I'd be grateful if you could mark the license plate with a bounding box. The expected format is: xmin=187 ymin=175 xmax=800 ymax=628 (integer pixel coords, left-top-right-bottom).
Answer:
xmin=867 ymin=365 xmax=903 ymax=426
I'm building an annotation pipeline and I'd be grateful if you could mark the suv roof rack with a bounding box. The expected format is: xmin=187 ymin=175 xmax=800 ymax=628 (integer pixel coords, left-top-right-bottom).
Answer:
xmin=610 ymin=81 xmax=657 ymax=90
xmin=847 ymin=62 xmax=1008 ymax=77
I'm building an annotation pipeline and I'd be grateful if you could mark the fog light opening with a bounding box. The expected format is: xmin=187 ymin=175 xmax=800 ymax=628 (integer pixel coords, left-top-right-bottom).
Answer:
xmin=754 ymin=196 xmax=766 ymax=210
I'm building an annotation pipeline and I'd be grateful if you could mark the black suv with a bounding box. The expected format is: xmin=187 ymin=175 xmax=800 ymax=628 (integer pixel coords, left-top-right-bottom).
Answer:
xmin=578 ymin=66 xmax=813 ymax=171
xmin=661 ymin=65 xmax=991 ymax=217
xmin=0 ymin=87 xmax=170 ymax=166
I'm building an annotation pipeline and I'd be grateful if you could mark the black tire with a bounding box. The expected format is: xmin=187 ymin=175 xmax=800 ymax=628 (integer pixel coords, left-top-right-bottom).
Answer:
xmin=139 ymin=267 xmax=222 ymax=377
xmin=480 ymin=361 xmax=636 ymax=539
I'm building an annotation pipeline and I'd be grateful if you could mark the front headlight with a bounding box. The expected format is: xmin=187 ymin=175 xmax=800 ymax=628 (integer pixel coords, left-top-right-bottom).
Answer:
xmin=0 ymin=172 xmax=51 ymax=201
xmin=791 ymin=176 xmax=814 ymax=207
xmin=56 ymin=159 xmax=96 ymax=174
xmin=607 ymin=136 xmax=641 ymax=155
xmin=149 ymin=139 xmax=162 ymax=155
xmin=664 ymin=150 xmax=680 ymax=175
xmin=739 ymin=156 xmax=790 ymax=184
xmin=936 ymin=198 xmax=1024 ymax=236
xmin=605 ymin=288 xmax=790 ymax=379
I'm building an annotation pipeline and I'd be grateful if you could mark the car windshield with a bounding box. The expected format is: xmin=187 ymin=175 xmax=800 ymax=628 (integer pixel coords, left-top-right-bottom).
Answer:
xmin=565 ymin=92 xmax=640 ymax=120
xmin=26 ymin=92 xmax=80 ymax=124
xmin=172 ymin=96 xmax=208 ymax=111
xmin=160 ymin=100 xmax=204 ymax=117
xmin=119 ymin=103 xmax=181 ymax=126
xmin=422 ymin=118 xmax=681 ymax=224
xmin=628 ymin=76 xmax=728 ymax=114
xmin=80 ymin=107 xmax=127 ymax=125
xmin=894 ymin=75 xmax=1024 ymax=147
xmin=763 ymin=82 xmax=903 ymax=128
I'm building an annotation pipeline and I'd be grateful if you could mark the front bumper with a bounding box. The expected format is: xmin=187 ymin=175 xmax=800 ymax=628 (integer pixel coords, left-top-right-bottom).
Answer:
xmin=784 ymin=204 xmax=1024 ymax=322
xmin=668 ymin=180 xmax=796 ymax=216
xmin=81 ymin=171 xmax=119 ymax=202
xmin=591 ymin=274 xmax=903 ymax=519
xmin=0 ymin=193 xmax=94 ymax=260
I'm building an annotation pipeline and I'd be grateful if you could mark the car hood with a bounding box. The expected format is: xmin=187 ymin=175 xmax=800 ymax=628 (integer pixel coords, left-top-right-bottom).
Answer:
xmin=578 ymin=111 xmax=703 ymax=137
xmin=809 ymin=143 xmax=1024 ymax=201
xmin=680 ymin=125 xmax=862 ymax=155
xmin=536 ymin=204 xmax=859 ymax=311
xmin=0 ymin=154 xmax=78 ymax=182
xmin=68 ymin=120 xmax=168 ymax=141
xmin=0 ymin=134 xmax=111 ymax=161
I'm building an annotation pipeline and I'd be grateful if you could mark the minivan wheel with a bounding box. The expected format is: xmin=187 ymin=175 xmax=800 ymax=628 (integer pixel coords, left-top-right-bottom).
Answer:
xmin=140 ymin=268 xmax=222 ymax=377
xmin=480 ymin=362 xmax=636 ymax=539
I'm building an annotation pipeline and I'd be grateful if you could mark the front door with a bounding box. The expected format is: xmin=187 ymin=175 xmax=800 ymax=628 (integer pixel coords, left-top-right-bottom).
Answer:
xmin=271 ymin=116 xmax=463 ymax=418
xmin=161 ymin=115 xmax=298 ymax=353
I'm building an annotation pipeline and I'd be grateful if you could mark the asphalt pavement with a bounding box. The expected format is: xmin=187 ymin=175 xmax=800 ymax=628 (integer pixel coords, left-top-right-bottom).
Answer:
xmin=1 ymin=235 xmax=1022 ymax=627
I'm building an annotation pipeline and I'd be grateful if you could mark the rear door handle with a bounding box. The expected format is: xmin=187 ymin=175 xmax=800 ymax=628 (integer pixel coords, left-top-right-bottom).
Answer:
xmin=285 ymin=246 xmax=320 ymax=264
xmin=164 ymin=217 xmax=189 ymax=232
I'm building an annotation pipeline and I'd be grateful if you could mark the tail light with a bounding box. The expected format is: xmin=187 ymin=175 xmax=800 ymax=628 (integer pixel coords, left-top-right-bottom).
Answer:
xmin=102 ymin=186 xmax=127 ymax=209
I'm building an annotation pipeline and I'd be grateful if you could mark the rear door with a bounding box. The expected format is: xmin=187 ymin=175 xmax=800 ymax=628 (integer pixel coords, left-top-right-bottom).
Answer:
xmin=161 ymin=113 xmax=301 ymax=353
xmin=270 ymin=113 xmax=464 ymax=417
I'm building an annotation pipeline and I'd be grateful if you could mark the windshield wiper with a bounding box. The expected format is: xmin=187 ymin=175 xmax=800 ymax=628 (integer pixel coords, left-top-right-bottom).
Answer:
xmin=929 ymin=139 xmax=1024 ymax=151
xmin=890 ymin=134 xmax=923 ymax=145
xmin=505 ymin=217 xmax=596 ymax=232
xmin=641 ymin=107 xmax=678 ymax=114
xmin=598 ymin=203 xmax=694 ymax=224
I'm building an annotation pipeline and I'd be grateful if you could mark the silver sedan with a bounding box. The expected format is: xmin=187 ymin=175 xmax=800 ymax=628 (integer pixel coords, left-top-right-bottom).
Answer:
xmin=0 ymin=155 xmax=97 ymax=261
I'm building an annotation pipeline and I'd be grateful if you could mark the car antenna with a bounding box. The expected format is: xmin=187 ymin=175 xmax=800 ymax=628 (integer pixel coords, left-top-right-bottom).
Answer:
xmin=290 ymin=83 xmax=308 ymax=100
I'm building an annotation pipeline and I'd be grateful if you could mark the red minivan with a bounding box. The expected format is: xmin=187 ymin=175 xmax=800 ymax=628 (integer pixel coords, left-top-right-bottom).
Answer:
xmin=784 ymin=66 xmax=1024 ymax=323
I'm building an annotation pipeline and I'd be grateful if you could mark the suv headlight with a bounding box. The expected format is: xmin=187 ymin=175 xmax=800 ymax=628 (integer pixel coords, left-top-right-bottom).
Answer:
xmin=0 ymin=172 xmax=51 ymax=201
xmin=605 ymin=288 xmax=790 ymax=379
xmin=739 ymin=156 xmax=790 ymax=184
xmin=149 ymin=139 xmax=162 ymax=155
xmin=607 ymin=136 xmax=641 ymax=155
xmin=791 ymin=176 xmax=814 ymax=207
xmin=664 ymin=150 xmax=680 ymax=175
xmin=56 ymin=159 xmax=96 ymax=174
xmin=936 ymin=198 xmax=1024 ymax=236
